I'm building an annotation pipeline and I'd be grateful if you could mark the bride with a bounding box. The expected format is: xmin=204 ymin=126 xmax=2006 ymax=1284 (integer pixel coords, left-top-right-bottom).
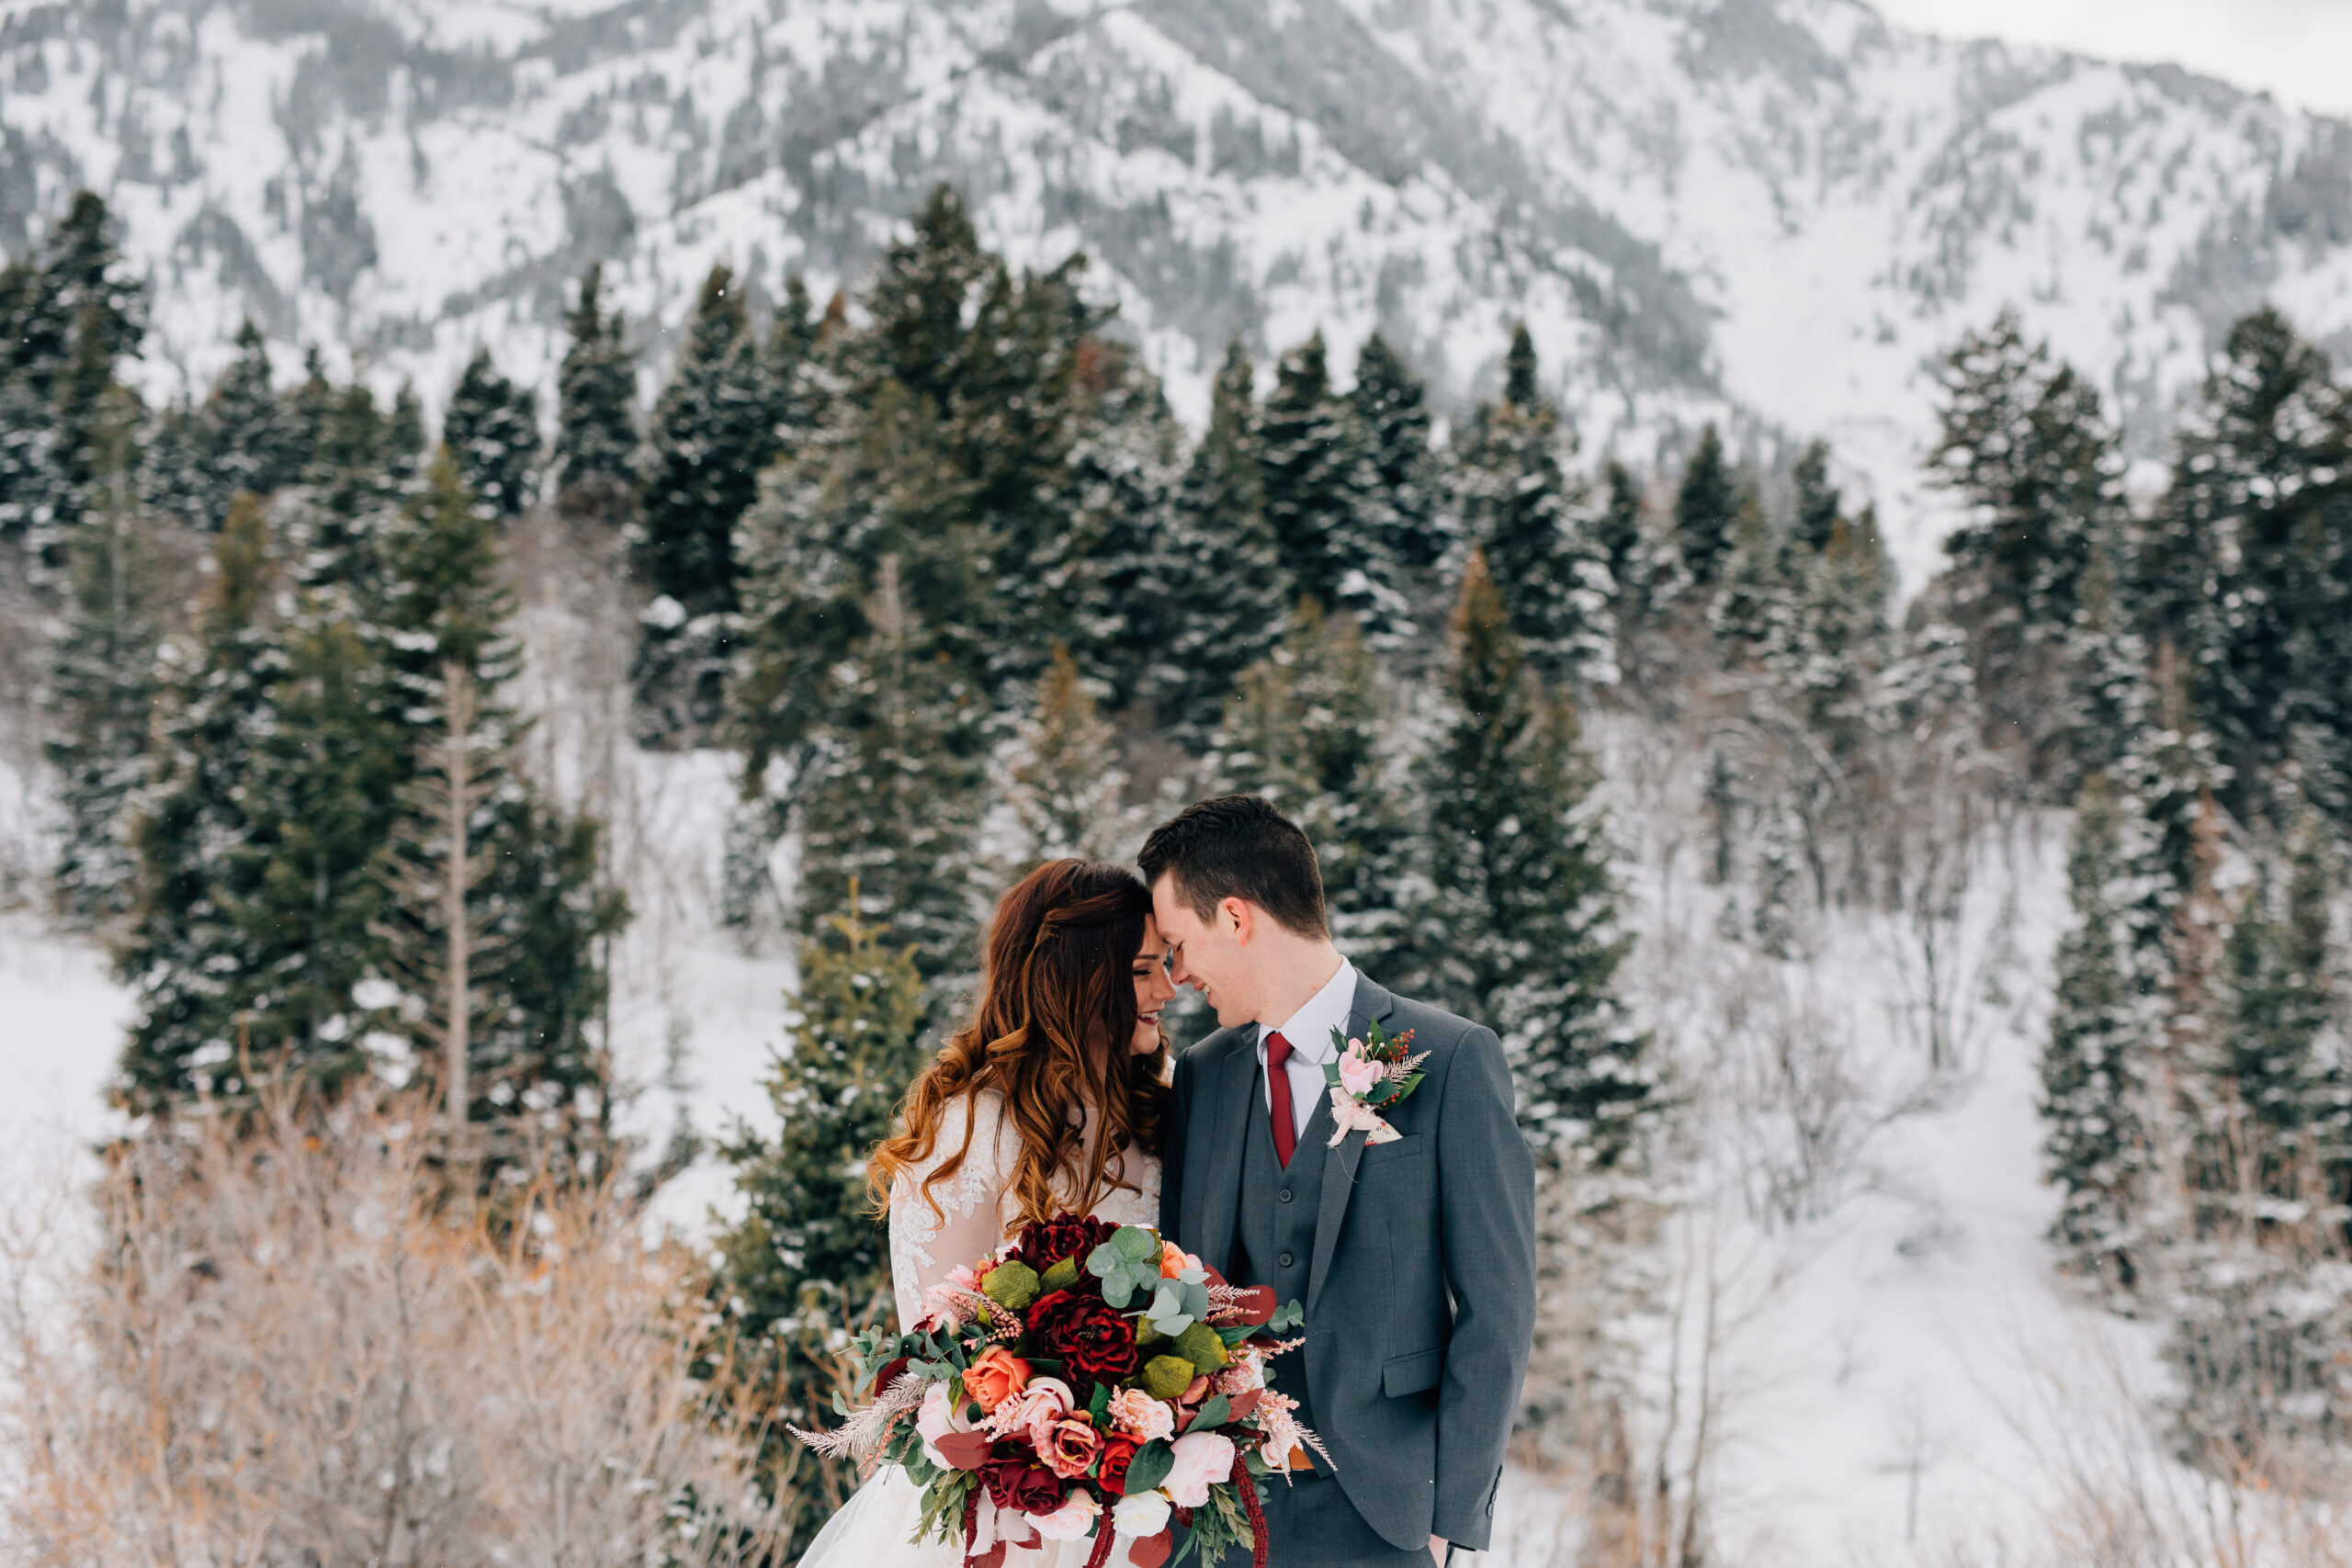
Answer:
xmin=797 ymin=858 xmax=1180 ymax=1568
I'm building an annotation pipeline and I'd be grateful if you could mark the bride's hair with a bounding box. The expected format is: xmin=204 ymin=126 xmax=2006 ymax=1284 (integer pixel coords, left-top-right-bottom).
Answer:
xmin=870 ymin=859 xmax=1172 ymax=1230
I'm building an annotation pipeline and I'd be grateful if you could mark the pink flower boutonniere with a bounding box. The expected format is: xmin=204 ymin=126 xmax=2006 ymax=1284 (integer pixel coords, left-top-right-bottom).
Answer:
xmin=1322 ymin=1019 xmax=1429 ymax=1148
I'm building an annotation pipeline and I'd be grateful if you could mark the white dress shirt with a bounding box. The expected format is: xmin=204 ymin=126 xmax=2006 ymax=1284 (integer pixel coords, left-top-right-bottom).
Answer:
xmin=1255 ymin=957 xmax=1359 ymax=1140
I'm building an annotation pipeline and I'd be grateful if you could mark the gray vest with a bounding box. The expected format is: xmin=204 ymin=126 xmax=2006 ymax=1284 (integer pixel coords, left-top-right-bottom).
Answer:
xmin=1231 ymin=1077 xmax=1332 ymax=1458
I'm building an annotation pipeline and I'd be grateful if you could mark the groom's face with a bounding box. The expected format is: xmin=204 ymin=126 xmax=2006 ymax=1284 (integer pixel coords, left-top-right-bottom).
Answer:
xmin=1148 ymin=874 xmax=1259 ymax=1029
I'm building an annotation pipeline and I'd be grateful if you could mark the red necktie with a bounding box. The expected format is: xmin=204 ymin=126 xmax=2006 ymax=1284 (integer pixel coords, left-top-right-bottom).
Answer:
xmin=1263 ymin=1030 xmax=1297 ymax=1168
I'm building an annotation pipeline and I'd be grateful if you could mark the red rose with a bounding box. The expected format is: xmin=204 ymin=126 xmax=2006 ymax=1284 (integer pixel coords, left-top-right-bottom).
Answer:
xmin=983 ymin=1454 xmax=1065 ymax=1515
xmin=1017 ymin=1213 xmax=1121 ymax=1276
xmin=1096 ymin=1433 xmax=1141 ymax=1495
xmin=1027 ymin=1289 xmax=1141 ymax=1388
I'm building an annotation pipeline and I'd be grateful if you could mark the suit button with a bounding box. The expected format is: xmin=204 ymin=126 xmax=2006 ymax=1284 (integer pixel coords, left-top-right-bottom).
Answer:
xmin=1278 ymin=1189 xmax=1294 ymax=1203
xmin=1278 ymin=1251 xmax=1295 ymax=1268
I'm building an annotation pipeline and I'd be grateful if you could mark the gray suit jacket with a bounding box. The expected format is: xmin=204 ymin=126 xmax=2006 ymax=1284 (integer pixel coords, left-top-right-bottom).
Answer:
xmin=1160 ymin=975 xmax=1538 ymax=1552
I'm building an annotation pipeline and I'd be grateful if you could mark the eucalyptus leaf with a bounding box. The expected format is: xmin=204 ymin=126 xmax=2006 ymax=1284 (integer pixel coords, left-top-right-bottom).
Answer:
xmin=1114 ymin=1225 xmax=1160 ymax=1262
xmin=1086 ymin=1241 xmax=1125 ymax=1278
xmin=1102 ymin=1271 xmax=1136 ymax=1310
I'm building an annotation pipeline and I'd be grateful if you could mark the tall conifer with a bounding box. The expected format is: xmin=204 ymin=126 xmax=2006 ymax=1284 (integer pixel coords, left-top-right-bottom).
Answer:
xmin=442 ymin=347 xmax=541 ymax=520
xmin=1673 ymin=423 xmax=1738 ymax=589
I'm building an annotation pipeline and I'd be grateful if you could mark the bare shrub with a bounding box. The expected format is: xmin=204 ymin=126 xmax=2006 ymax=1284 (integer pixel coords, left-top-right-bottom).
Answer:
xmin=0 ymin=1089 xmax=786 ymax=1568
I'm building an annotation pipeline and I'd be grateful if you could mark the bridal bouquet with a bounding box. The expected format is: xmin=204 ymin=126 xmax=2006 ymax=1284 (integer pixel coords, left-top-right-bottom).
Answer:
xmin=795 ymin=1214 xmax=1320 ymax=1568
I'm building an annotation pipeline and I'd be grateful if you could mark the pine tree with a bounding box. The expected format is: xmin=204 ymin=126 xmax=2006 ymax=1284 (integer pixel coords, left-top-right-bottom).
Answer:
xmin=200 ymin=320 xmax=298 ymax=525
xmin=1211 ymin=599 xmax=1412 ymax=978
xmin=1593 ymin=459 xmax=1645 ymax=615
xmin=0 ymin=191 xmax=145 ymax=565
xmin=1351 ymin=332 xmax=1451 ymax=581
xmin=554 ymin=262 xmax=639 ymax=520
xmin=792 ymin=557 xmax=989 ymax=991
xmin=1147 ymin=339 xmax=1288 ymax=742
xmin=638 ymin=262 xmax=769 ymax=618
xmin=1932 ymin=310 xmax=2125 ymax=789
xmin=1003 ymin=644 xmax=1137 ymax=866
xmin=1709 ymin=486 xmax=1791 ymax=671
xmin=43 ymin=386 xmax=168 ymax=926
xmin=709 ymin=897 xmax=926 ymax=1545
xmin=2158 ymin=308 xmax=2352 ymax=822
xmin=1789 ymin=440 xmax=1842 ymax=558
xmin=1673 ymin=423 xmax=1739 ymax=589
xmin=1258 ymin=330 xmax=1406 ymax=632
xmin=368 ymin=452 xmax=626 ymax=1147
xmin=1786 ymin=502 xmax=1894 ymax=754
xmin=1455 ymin=325 xmax=1616 ymax=690
xmin=1408 ymin=553 xmax=1650 ymax=1169
xmin=1064 ymin=336 xmax=1183 ymax=718
xmin=442 ymin=346 xmax=542 ymax=520
xmin=2041 ymin=773 xmax=2160 ymax=1292
xmin=119 ymin=497 xmax=285 ymax=1111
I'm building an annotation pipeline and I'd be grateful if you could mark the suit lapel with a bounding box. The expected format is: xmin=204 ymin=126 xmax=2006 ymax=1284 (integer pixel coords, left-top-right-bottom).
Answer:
xmin=1306 ymin=975 xmax=1400 ymax=1311
xmin=1188 ymin=1031 xmax=1259 ymax=1279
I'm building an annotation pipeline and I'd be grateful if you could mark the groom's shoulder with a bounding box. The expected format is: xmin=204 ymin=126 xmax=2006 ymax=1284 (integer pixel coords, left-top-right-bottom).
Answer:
xmin=1175 ymin=1023 xmax=1254 ymax=1073
xmin=1363 ymin=984 xmax=1501 ymax=1074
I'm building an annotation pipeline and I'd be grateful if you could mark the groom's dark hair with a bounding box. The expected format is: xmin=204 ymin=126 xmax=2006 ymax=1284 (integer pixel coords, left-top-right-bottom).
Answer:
xmin=1138 ymin=795 xmax=1329 ymax=940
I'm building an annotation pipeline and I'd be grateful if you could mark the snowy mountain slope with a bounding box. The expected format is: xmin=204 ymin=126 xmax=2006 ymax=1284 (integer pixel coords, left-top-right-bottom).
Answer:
xmin=6 ymin=0 xmax=2351 ymax=580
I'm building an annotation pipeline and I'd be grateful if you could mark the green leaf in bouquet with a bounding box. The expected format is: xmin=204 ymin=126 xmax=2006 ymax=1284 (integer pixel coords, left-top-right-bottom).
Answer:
xmin=1114 ymin=1225 xmax=1161 ymax=1263
xmin=1267 ymin=1299 xmax=1304 ymax=1333
xmin=1188 ymin=1393 xmax=1230 ymax=1431
xmin=984 ymin=1259 xmax=1043 ymax=1311
xmin=1087 ymin=1381 xmax=1112 ymax=1423
xmin=1216 ymin=1324 xmax=1253 ymax=1348
xmin=1123 ymin=1438 xmax=1175 ymax=1495
xmin=1143 ymin=1280 xmax=1193 ymax=1336
xmin=1040 ymin=1256 xmax=1081 ymax=1293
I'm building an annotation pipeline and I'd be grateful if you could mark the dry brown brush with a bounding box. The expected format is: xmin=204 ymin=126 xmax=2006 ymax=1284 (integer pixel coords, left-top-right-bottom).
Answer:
xmin=0 ymin=1089 xmax=787 ymax=1568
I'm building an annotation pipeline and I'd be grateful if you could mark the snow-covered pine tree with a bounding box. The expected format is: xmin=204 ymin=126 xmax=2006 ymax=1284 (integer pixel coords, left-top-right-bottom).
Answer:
xmin=1063 ymin=334 xmax=1183 ymax=719
xmin=1672 ymin=423 xmax=1739 ymax=589
xmin=2041 ymin=773 xmax=2161 ymax=1293
xmin=0 ymin=191 xmax=145 ymax=570
xmin=1789 ymin=440 xmax=1841 ymax=558
xmin=1932 ymin=310 xmax=2124 ymax=791
xmin=1709 ymin=485 xmax=1792 ymax=672
xmin=1003 ymin=644 xmax=1137 ymax=866
xmin=554 ymin=262 xmax=639 ymax=523
xmin=198 ymin=320 xmax=300 ymax=528
xmin=1408 ymin=552 xmax=1650 ymax=1170
xmin=1210 ymin=598 xmax=1413 ymax=979
xmin=1455 ymin=324 xmax=1616 ymax=691
xmin=442 ymin=347 xmax=542 ymax=520
xmin=1351 ymin=331 xmax=1453 ymax=595
xmin=1786 ymin=491 xmax=1894 ymax=757
xmin=709 ymin=896 xmax=926 ymax=1545
xmin=1594 ymin=459 xmax=1645 ymax=615
xmin=117 ymin=494 xmax=288 ymax=1112
xmin=2159 ymin=308 xmax=2352 ymax=824
xmin=791 ymin=555 xmax=989 ymax=992
xmin=634 ymin=262 xmax=771 ymax=741
xmin=368 ymin=452 xmax=626 ymax=1154
xmin=1148 ymin=339 xmax=1288 ymax=744
xmin=1258 ymin=329 xmax=1407 ymax=634
xmin=44 ymin=386 xmax=171 ymax=927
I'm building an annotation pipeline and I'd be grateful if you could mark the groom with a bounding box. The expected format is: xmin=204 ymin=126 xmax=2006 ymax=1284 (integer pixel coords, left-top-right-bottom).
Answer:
xmin=1144 ymin=795 xmax=1536 ymax=1567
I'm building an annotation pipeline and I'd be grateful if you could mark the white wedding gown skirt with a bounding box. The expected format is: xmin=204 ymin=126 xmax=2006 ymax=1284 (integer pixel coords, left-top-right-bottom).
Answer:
xmin=796 ymin=1465 xmax=1147 ymax=1568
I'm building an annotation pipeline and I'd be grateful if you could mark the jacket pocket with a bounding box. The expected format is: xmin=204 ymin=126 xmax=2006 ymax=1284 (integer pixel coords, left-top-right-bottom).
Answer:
xmin=1358 ymin=1134 xmax=1425 ymax=1168
xmin=1382 ymin=1347 xmax=1444 ymax=1397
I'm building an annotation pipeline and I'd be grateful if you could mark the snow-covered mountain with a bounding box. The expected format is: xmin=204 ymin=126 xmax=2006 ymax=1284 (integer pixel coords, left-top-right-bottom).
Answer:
xmin=6 ymin=0 xmax=2351 ymax=577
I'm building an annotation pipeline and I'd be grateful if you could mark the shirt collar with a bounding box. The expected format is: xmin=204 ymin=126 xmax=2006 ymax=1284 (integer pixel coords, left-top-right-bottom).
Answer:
xmin=1257 ymin=958 xmax=1357 ymax=1065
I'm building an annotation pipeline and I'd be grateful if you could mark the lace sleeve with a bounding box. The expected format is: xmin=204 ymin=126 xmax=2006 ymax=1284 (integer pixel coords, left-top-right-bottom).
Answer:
xmin=888 ymin=1092 xmax=1015 ymax=1330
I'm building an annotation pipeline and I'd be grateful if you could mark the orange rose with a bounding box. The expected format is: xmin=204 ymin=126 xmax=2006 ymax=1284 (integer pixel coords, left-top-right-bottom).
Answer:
xmin=964 ymin=1346 xmax=1034 ymax=1413
xmin=1160 ymin=1241 xmax=1189 ymax=1279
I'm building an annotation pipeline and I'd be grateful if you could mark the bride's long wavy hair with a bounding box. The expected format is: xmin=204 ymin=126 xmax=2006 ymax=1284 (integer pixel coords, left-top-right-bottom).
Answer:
xmin=869 ymin=860 xmax=1172 ymax=1230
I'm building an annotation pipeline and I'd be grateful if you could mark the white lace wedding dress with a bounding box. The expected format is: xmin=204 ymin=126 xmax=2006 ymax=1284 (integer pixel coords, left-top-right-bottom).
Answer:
xmin=796 ymin=1091 xmax=1161 ymax=1568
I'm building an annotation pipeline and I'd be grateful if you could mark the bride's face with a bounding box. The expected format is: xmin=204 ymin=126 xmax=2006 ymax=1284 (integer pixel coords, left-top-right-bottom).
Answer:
xmin=1129 ymin=918 xmax=1177 ymax=1055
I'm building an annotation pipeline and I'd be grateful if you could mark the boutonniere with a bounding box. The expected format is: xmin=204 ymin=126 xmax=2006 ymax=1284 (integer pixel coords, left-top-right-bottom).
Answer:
xmin=1322 ymin=1019 xmax=1429 ymax=1147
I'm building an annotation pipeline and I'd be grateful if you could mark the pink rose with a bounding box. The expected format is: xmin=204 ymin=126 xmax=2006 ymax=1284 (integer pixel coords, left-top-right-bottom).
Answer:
xmin=916 ymin=1381 xmax=969 ymax=1468
xmin=1105 ymin=1388 xmax=1176 ymax=1443
xmin=1336 ymin=1047 xmax=1383 ymax=1100
xmin=1026 ymin=1489 xmax=1102 ymax=1540
xmin=989 ymin=1375 xmax=1074 ymax=1441
xmin=1042 ymin=1413 xmax=1102 ymax=1480
xmin=1161 ymin=1430 xmax=1237 ymax=1508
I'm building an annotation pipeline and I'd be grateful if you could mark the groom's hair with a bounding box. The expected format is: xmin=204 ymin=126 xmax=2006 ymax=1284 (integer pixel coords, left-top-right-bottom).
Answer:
xmin=1138 ymin=795 xmax=1329 ymax=940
